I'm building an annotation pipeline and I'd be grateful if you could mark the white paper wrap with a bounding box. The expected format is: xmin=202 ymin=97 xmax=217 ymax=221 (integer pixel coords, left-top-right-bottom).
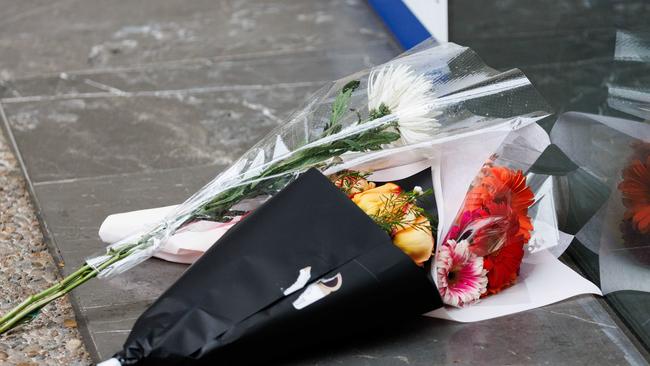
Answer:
xmin=99 ymin=206 xmax=240 ymax=264
xmin=427 ymin=250 xmax=601 ymax=322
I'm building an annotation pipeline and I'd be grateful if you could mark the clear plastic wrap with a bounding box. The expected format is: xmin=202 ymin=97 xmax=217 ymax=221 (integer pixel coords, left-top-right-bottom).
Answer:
xmin=426 ymin=123 xmax=601 ymax=321
xmin=607 ymin=30 xmax=650 ymax=120
xmin=551 ymin=112 xmax=650 ymax=294
xmin=435 ymin=124 xmax=558 ymax=300
xmin=86 ymin=39 xmax=550 ymax=278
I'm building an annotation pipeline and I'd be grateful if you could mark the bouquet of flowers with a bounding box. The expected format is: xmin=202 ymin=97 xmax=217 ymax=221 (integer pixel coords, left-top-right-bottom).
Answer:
xmin=427 ymin=122 xmax=600 ymax=322
xmin=435 ymin=160 xmax=535 ymax=306
xmin=6 ymin=36 xmax=643 ymax=365
xmin=0 ymin=39 xmax=551 ymax=335
xmin=99 ymin=121 xmax=604 ymax=365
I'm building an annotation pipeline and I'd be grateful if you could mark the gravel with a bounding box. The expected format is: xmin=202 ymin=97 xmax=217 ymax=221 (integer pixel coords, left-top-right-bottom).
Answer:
xmin=0 ymin=129 xmax=91 ymax=365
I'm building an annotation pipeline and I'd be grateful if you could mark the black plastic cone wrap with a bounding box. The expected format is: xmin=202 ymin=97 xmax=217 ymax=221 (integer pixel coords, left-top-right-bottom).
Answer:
xmin=115 ymin=169 xmax=443 ymax=365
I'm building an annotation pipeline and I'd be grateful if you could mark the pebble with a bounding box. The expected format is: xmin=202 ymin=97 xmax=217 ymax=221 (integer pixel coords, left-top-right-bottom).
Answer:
xmin=0 ymin=130 xmax=91 ymax=365
xmin=66 ymin=339 xmax=82 ymax=353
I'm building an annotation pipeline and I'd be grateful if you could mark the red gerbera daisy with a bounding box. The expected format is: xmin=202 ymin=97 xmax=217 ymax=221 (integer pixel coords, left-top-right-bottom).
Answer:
xmin=446 ymin=208 xmax=489 ymax=242
xmin=482 ymin=241 xmax=525 ymax=295
xmin=464 ymin=166 xmax=534 ymax=241
xmin=471 ymin=202 xmax=525 ymax=257
xmin=619 ymin=155 xmax=650 ymax=234
xmin=447 ymin=205 xmax=522 ymax=257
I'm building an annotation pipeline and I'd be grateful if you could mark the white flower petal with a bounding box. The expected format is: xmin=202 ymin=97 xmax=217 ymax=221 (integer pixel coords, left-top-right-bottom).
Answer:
xmin=367 ymin=64 xmax=440 ymax=145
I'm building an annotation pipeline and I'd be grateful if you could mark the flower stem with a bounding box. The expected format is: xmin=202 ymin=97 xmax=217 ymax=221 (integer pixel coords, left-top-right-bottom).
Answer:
xmin=0 ymin=243 xmax=139 ymax=334
xmin=0 ymin=264 xmax=89 ymax=327
xmin=1 ymin=79 xmax=400 ymax=335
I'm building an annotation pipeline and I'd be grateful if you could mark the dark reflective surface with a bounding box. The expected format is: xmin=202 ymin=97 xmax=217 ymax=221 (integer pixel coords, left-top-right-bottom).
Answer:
xmin=450 ymin=1 xmax=650 ymax=352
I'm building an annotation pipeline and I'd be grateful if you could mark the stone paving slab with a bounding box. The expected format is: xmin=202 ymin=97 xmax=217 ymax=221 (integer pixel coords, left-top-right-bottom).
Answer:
xmin=0 ymin=46 xmax=396 ymax=100
xmin=281 ymin=297 xmax=645 ymax=365
xmin=3 ymin=86 xmax=317 ymax=182
xmin=0 ymin=0 xmax=394 ymax=78
xmin=1 ymin=46 xmax=396 ymax=183
xmin=29 ymin=163 xmax=219 ymax=359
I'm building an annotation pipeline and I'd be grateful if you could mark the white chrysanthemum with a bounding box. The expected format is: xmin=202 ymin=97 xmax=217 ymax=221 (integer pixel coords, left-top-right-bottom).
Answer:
xmin=367 ymin=64 xmax=440 ymax=145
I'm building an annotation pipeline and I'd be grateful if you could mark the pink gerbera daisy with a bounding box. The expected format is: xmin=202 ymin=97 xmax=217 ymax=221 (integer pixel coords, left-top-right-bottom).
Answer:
xmin=435 ymin=239 xmax=488 ymax=307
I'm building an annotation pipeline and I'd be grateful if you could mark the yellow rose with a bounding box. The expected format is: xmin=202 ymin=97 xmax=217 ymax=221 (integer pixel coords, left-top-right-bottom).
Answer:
xmin=350 ymin=182 xmax=434 ymax=265
xmin=351 ymin=183 xmax=401 ymax=216
xmin=392 ymin=215 xmax=434 ymax=265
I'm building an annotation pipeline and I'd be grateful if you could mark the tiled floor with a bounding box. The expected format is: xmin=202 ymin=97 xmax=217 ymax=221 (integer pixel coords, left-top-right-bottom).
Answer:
xmin=0 ymin=0 xmax=648 ymax=364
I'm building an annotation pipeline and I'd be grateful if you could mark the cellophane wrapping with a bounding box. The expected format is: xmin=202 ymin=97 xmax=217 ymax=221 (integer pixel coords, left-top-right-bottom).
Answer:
xmin=607 ymin=30 xmax=650 ymax=120
xmin=551 ymin=112 xmax=650 ymax=295
xmin=86 ymin=38 xmax=550 ymax=278
xmin=423 ymin=122 xmax=603 ymax=321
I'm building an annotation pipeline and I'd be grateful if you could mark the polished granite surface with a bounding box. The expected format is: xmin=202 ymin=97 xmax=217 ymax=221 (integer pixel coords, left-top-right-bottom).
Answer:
xmin=0 ymin=0 xmax=649 ymax=364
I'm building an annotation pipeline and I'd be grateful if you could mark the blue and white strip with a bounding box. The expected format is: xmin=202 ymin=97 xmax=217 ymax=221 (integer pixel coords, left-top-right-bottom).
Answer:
xmin=369 ymin=0 xmax=448 ymax=49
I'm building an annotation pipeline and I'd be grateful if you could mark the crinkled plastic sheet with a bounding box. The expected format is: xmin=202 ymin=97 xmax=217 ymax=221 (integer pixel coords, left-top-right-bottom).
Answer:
xmin=551 ymin=112 xmax=650 ymax=295
xmin=435 ymin=123 xmax=562 ymax=260
xmin=608 ymin=30 xmax=650 ymax=120
xmin=427 ymin=123 xmax=601 ymax=322
xmin=87 ymin=39 xmax=550 ymax=278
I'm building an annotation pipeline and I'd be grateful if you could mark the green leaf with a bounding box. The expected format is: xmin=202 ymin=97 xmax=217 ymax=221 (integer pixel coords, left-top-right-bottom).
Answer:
xmin=194 ymin=109 xmax=402 ymax=223
xmin=368 ymin=103 xmax=391 ymax=121
xmin=342 ymin=80 xmax=360 ymax=93
xmin=323 ymin=80 xmax=361 ymax=137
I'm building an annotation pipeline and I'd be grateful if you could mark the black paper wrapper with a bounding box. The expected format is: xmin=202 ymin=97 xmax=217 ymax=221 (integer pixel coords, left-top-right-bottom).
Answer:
xmin=114 ymin=169 xmax=443 ymax=366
